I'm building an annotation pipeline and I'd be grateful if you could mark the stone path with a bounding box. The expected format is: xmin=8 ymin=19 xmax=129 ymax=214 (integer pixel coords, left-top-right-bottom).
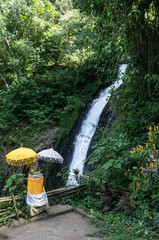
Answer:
xmin=0 ymin=205 xmax=102 ymax=240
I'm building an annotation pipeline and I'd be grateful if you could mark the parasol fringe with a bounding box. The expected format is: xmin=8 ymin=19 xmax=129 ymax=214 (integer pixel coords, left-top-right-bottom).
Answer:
xmin=6 ymin=156 xmax=36 ymax=166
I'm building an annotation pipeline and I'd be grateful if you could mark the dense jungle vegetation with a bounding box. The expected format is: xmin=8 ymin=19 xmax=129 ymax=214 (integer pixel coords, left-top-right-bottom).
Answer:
xmin=0 ymin=0 xmax=159 ymax=239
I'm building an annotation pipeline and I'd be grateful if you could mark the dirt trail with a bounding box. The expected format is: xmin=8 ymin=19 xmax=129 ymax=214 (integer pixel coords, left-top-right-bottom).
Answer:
xmin=0 ymin=205 xmax=102 ymax=240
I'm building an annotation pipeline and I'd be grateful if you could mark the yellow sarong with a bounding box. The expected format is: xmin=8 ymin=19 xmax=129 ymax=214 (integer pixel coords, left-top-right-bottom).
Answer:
xmin=27 ymin=176 xmax=45 ymax=195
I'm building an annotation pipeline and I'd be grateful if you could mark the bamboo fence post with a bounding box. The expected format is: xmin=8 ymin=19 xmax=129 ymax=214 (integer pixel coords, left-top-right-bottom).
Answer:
xmin=11 ymin=191 xmax=19 ymax=220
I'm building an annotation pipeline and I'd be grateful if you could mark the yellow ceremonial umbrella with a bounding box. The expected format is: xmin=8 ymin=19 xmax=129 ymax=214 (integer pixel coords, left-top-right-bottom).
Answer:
xmin=5 ymin=144 xmax=37 ymax=195
xmin=6 ymin=145 xmax=36 ymax=166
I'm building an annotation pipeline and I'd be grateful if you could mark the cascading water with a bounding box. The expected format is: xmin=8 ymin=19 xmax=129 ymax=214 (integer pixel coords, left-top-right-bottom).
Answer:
xmin=67 ymin=64 xmax=127 ymax=185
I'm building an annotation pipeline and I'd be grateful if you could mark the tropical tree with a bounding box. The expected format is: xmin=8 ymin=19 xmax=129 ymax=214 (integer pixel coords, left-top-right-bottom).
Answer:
xmin=0 ymin=0 xmax=58 ymax=86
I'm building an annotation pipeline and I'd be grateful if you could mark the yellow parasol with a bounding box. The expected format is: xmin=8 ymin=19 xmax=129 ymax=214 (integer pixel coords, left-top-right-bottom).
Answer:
xmin=5 ymin=144 xmax=37 ymax=196
xmin=6 ymin=145 xmax=36 ymax=166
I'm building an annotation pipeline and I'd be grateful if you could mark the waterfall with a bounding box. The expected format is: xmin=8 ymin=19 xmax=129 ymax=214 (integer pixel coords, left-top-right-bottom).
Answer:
xmin=67 ymin=64 xmax=127 ymax=185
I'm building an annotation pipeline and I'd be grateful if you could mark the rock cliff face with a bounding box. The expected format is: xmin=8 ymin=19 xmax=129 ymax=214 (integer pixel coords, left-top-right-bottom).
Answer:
xmin=34 ymin=128 xmax=59 ymax=152
xmin=0 ymin=127 xmax=59 ymax=163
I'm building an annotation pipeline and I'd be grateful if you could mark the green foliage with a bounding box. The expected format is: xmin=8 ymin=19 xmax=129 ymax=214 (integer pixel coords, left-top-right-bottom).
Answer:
xmin=0 ymin=0 xmax=58 ymax=85
xmin=73 ymin=0 xmax=159 ymax=99
xmin=127 ymin=126 xmax=159 ymax=212
xmin=56 ymin=165 xmax=70 ymax=186
xmin=0 ymin=1 xmax=102 ymax=149
xmin=0 ymin=201 xmax=15 ymax=225
xmin=39 ymin=161 xmax=63 ymax=191
xmin=0 ymin=173 xmax=29 ymax=225
xmin=1 ymin=0 xmax=159 ymax=235
xmin=88 ymin=211 xmax=159 ymax=240
xmin=0 ymin=197 xmax=30 ymax=225
xmin=96 ymin=183 xmax=118 ymax=212
xmin=86 ymin=119 xmax=137 ymax=189
xmin=16 ymin=197 xmax=30 ymax=219
xmin=0 ymin=163 xmax=9 ymax=196
xmin=3 ymin=173 xmax=25 ymax=195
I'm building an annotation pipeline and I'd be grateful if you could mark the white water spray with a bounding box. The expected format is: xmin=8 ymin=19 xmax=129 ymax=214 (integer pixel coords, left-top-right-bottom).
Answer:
xmin=67 ymin=64 xmax=127 ymax=185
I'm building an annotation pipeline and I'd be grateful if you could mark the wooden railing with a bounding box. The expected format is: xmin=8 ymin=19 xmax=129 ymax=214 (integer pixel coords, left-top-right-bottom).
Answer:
xmin=0 ymin=184 xmax=87 ymax=222
xmin=0 ymin=184 xmax=86 ymax=203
